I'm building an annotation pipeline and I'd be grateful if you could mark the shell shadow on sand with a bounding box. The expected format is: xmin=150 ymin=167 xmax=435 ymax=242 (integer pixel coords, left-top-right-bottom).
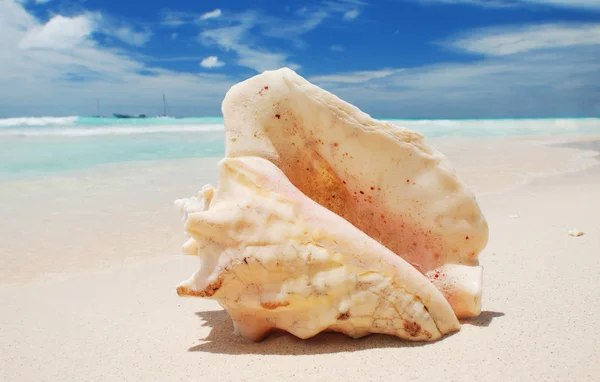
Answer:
xmin=187 ymin=310 xmax=503 ymax=355
xmin=460 ymin=311 xmax=505 ymax=327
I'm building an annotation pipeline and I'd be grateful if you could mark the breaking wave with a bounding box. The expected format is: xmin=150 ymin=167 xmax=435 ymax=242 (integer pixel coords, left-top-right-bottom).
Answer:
xmin=0 ymin=124 xmax=224 ymax=137
xmin=0 ymin=116 xmax=79 ymax=127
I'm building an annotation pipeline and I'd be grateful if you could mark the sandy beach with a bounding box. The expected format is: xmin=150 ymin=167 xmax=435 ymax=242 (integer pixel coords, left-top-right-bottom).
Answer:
xmin=1 ymin=134 xmax=599 ymax=381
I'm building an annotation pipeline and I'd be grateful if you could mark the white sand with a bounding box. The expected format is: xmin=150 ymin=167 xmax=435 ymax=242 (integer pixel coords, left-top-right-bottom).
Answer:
xmin=1 ymin=135 xmax=599 ymax=381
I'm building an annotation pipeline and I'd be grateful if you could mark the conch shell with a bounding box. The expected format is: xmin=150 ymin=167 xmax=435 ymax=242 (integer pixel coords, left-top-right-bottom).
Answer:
xmin=176 ymin=157 xmax=460 ymax=341
xmin=175 ymin=68 xmax=489 ymax=341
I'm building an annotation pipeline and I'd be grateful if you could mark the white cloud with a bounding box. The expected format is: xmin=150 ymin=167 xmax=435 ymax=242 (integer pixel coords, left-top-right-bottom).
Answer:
xmin=109 ymin=27 xmax=152 ymax=47
xmin=237 ymin=49 xmax=293 ymax=72
xmin=199 ymin=12 xmax=299 ymax=72
xmin=201 ymin=23 xmax=248 ymax=51
xmin=526 ymin=0 xmax=600 ymax=10
xmin=200 ymin=56 xmax=225 ymax=68
xmin=0 ymin=0 xmax=235 ymax=117
xmin=330 ymin=44 xmax=345 ymax=52
xmin=34 ymin=0 xmax=52 ymax=3
xmin=198 ymin=2 xmax=367 ymax=72
xmin=19 ymin=14 xmax=96 ymax=50
xmin=262 ymin=9 xmax=329 ymax=41
xmin=414 ymin=0 xmax=600 ymax=10
xmin=200 ymin=9 xmax=222 ymax=20
xmin=311 ymin=43 xmax=600 ymax=117
xmin=17 ymin=12 xmax=152 ymax=50
xmin=305 ymin=19 xmax=600 ymax=117
xmin=321 ymin=0 xmax=367 ymax=13
xmin=91 ymin=14 xmax=152 ymax=47
xmin=149 ymin=56 xmax=209 ymax=63
xmin=310 ymin=68 xmax=404 ymax=84
xmin=343 ymin=9 xmax=360 ymax=20
xmin=160 ymin=11 xmax=187 ymax=26
xmin=259 ymin=2 xmax=367 ymax=43
xmin=447 ymin=23 xmax=600 ymax=55
xmin=414 ymin=0 xmax=516 ymax=8
xmin=160 ymin=9 xmax=212 ymax=26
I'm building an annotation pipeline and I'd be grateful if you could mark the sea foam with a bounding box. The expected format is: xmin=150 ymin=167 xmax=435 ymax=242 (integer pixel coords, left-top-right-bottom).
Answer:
xmin=0 ymin=124 xmax=224 ymax=137
xmin=0 ymin=116 xmax=78 ymax=127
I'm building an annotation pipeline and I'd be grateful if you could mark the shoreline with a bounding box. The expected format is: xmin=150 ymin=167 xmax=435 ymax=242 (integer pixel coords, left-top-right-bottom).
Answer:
xmin=1 ymin=134 xmax=599 ymax=285
xmin=2 ymin=115 xmax=599 ymax=123
xmin=2 ymin=128 xmax=600 ymax=183
xmin=1 ymin=132 xmax=599 ymax=186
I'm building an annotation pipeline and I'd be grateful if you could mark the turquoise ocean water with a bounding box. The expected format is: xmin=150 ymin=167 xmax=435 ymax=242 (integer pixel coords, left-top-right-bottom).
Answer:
xmin=1 ymin=116 xmax=599 ymax=181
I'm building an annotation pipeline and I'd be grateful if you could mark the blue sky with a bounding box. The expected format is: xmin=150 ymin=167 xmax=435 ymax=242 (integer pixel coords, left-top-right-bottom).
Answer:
xmin=1 ymin=0 xmax=599 ymax=118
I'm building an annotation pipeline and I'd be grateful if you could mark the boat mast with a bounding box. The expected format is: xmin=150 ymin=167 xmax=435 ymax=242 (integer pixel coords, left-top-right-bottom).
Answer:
xmin=162 ymin=93 xmax=167 ymax=117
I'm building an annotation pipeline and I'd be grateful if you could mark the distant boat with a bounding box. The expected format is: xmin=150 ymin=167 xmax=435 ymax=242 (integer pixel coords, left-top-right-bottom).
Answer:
xmin=92 ymin=99 xmax=102 ymax=118
xmin=112 ymin=94 xmax=166 ymax=119
xmin=158 ymin=93 xmax=169 ymax=118
xmin=113 ymin=113 xmax=147 ymax=119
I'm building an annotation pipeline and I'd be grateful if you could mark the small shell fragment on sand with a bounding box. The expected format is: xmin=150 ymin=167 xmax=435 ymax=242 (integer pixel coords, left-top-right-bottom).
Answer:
xmin=568 ymin=229 xmax=584 ymax=237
